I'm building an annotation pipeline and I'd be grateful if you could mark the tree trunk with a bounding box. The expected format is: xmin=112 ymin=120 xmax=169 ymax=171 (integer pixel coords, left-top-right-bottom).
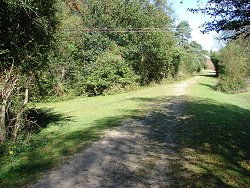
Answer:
xmin=0 ymin=65 xmax=18 ymax=143
xmin=13 ymin=89 xmax=28 ymax=141
xmin=0 ymin=98 xmax=7 ymax=143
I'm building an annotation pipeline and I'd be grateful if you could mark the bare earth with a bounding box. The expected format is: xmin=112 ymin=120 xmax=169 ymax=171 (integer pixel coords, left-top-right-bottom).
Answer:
xmin=29 ymin=77 xmax=199 ymax=188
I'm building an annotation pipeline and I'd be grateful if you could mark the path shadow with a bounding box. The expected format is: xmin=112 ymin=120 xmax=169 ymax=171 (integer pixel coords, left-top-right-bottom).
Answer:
xmin=6 ymin=96 xmax=250 ymax=187
xmin=32 ymin=96 xmax=250 ymax=188
xmin=132 ymin=96 xmax=250 ymax=188
xmin=24 ymin=113 xmax=145 ymax=188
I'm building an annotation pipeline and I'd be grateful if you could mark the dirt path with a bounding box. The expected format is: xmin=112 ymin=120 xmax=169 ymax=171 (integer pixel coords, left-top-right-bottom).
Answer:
xmin=172 ymin=76 xmax=199 ymax=96
xmin=29 ymin=77 xmax=199 ymax=188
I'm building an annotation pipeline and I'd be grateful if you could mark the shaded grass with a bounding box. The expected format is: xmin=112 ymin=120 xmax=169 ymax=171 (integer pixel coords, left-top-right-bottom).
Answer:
xmin=130 ymin=95 xmax=250 ymax=187
xmin=173 ymin=75 xmax=250 ymax=187
xmin=126 ymin=74 xmax=250 ymax=187
xmin=172 ymin=98 xmax=250 ymax=187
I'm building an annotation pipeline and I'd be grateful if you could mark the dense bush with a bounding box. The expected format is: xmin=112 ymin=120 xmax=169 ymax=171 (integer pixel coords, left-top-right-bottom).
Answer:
xmin=85 ymin=52 xmax=138 ymax=96
xmin=217 ymin=77 xmax=247 ymax=92
xmin=126 ymin=32 xmax=176 ymax=84
xmin=210 ymin=51 xmax=220 ymax=77
xmin=49 ymin=0 xmax=206 ymax=95
xmin=211 ymin=37 xmax=249 ymax=92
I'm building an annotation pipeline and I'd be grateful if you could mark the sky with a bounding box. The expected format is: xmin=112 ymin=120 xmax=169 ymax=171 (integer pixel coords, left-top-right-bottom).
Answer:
xmin=170 ymin=0 xmax=221 ymax=51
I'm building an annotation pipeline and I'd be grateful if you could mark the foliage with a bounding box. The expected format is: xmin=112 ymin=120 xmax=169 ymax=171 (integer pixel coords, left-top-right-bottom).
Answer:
xmin=0 ymin=0 xmax=56 ymax=70
xmin=175 ymin=20 xmax=192 ymax=46
xmin=0 ymin=0 xmax=58 ymax=142
xmin=127 ymin=32 xmax=176 ymax=84
xmin=210 ymin=51 xmax=220 ymax=77
xmin=85 ymin=52 xmax=138 ymax=96
xmin=211 ymin=37 xmax=250 ymax=92
xmin=77 ymin=0 xmax=176 ymax=85
xmin=189 ymin=0 xmax=250 ymax=39
xmin=0 ymin=0 xmax=58 ymax=98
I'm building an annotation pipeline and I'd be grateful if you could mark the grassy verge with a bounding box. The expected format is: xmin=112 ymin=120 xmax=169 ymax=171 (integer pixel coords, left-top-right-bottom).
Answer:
xmin=170 ymin=74 xmax=250 ymax=187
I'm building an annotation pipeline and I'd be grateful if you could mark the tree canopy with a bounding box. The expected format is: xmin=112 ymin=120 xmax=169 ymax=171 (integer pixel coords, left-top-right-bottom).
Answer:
xmin=188 ymin=0 xmax=250 ymax=39
xmin=175 ymin=21 xmax=192 ymax=46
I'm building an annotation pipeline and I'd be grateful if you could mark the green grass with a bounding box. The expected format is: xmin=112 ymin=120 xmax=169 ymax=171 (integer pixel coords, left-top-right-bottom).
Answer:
xmin=0 ymin=71 xmax=249 ymax=187
xmin=170 ymin=73 xmax=250 ymax=187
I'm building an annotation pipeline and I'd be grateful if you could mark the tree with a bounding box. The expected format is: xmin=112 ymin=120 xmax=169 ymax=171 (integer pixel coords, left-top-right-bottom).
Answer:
xmin=175 ymin=21 xmax=192 ymax=46
xmin=188 ymin=0 xmax=250 ymax=39
xmin=188 ymin=41 xmax=207 ymax=71
xmin=0 ymin=0 xmax=57 ymax=142
xmin=75 ymin=0 xmax=176 ymax=85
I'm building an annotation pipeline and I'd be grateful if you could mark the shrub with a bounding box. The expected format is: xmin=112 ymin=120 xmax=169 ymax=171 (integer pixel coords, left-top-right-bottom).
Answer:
xmin=217 ymin=77 xmax=247 ymax=93
xmin=85 ymin=52 xmax=138 ymax=96
xmin=216 ymin=38 xmax=249 ymax=92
